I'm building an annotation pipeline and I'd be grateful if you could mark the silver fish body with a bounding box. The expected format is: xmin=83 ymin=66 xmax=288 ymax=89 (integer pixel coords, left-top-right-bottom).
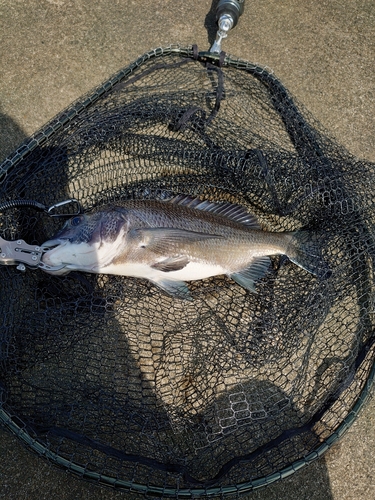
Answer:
xmin=41 ymin=195 xmax=329 ymax=299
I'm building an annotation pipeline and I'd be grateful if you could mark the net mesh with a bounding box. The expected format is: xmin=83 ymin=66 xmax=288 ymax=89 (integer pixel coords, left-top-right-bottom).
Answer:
xmin=1 ymin=46 xmax=375 ymax=497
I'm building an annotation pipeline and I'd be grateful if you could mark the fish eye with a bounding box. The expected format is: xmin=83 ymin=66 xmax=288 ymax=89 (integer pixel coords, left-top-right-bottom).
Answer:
xmin=70 ymin=216 xmax=82 ymax=227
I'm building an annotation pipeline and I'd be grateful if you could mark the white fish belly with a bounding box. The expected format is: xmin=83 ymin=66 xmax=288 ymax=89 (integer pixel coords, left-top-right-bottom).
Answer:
xmin=99 ymin=260 xmax=226 ymax=283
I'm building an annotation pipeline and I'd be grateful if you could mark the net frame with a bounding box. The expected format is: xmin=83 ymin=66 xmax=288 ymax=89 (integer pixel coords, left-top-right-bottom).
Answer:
xmin=0 ymin=45 xmax=374 ymax=498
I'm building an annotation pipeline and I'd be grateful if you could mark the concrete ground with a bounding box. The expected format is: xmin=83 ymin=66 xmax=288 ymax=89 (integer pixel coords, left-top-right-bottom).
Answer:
xmin=0 ymin=1 xmax=374 ymax=498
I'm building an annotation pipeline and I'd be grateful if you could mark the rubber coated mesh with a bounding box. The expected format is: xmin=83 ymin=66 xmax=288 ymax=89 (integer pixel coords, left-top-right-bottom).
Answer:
xmin=1 ymin=46 xmax=375 ymax=497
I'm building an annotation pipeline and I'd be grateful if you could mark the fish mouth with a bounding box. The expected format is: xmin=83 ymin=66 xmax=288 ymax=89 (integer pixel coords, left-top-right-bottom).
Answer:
xmin=42 ymin=238 xmax=69 ymax=250
xmin=40 ymin=238 xmax=71 ymax=274
xmin=41 ymin=237 xmax=101 ymax=275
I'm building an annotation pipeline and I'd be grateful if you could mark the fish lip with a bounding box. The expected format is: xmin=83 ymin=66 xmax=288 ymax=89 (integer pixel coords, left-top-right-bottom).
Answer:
xmin=42 ymin=238 xmax=69 ymax=250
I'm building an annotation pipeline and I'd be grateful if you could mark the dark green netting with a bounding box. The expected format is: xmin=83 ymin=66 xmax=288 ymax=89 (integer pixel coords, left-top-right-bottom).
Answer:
xmin=1 ymin=46 xmax=374 ymax=497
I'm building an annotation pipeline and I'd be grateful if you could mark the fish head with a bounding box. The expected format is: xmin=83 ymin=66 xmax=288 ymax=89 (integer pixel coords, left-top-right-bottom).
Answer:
xmin=41 ymin=207 xmax=130 ymax=274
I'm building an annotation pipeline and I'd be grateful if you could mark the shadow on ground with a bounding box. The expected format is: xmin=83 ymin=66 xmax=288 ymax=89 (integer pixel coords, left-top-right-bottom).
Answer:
xmin=0 ymin=108 xmax=26 ymax=162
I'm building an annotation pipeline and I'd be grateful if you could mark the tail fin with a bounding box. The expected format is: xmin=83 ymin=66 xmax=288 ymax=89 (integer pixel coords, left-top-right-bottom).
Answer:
xmin=287 ymin=231 xmax=331 ymax=279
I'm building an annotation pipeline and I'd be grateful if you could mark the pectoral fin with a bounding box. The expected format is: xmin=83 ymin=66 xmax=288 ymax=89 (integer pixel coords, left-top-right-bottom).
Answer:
xmin=229 ymin=256 xmax=271 ymax=293
xmin=152 ymin=278 xmax=192 ymax=301
xmin=151 ymin=256 xmax=189 ymax=272
xmin=129 ymin=227 xmax=222 ymax=254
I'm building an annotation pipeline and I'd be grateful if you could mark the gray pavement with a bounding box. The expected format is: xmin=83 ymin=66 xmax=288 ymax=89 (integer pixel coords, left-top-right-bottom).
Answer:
xmin=1 ymin=1 xmax=375 ymax=499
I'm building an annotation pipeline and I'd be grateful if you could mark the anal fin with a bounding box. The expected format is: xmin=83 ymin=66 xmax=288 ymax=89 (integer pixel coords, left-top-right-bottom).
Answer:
xmin=229 ymin=256 xmax=271 ymax=293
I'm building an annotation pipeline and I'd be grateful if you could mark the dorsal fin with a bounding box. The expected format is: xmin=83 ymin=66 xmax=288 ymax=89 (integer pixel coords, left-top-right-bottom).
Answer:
xmin=168 ymin=195 xmax=260 ymax=229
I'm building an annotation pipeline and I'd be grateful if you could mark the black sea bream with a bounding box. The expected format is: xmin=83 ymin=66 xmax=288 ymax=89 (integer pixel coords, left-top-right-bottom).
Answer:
xmin=41 ymin=195 xmax=329 ymax=299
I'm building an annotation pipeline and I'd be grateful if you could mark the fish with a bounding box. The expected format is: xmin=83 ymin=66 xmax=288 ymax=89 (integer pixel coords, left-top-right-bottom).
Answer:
xmin=41 ymin=195 xmax=330 ymax=300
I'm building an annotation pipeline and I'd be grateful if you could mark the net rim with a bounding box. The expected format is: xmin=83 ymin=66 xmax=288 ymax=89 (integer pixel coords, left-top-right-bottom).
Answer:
xmin=1 ymin=45 xmax=374 ymax=497
xmin=1 ymin=355 xmax=373 ymax=497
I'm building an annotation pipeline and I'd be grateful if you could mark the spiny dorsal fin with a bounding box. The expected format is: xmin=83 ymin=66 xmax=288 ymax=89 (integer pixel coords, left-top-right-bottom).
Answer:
xmin=168 ymin=195 xmax=260 ymax=229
